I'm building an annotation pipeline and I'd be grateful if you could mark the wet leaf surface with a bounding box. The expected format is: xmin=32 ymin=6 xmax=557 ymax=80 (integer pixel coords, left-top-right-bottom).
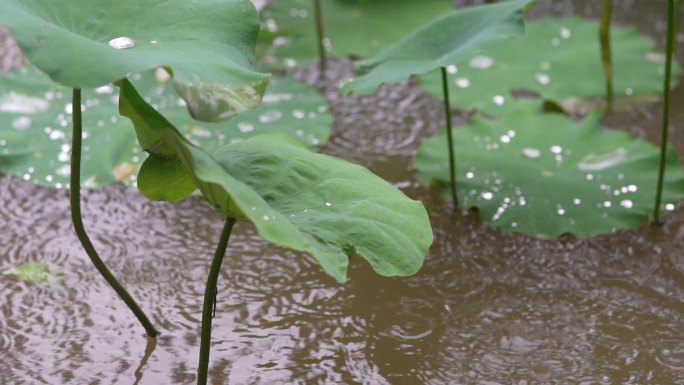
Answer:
xmin=258 ymin=0 xmax=453 ymax=69
xmin=342 ymin=0 xmax=529 ymax=95
xmin=0 ymin=0 xmax=269 ymax=121
xmin=0 ymin=67 xmax=331 ymax=189
xmin=120 ymin=79 xmax=432 ymax=282
xmin=419 ymin=17 xmax=678 ymax=115
xmin=416 ymin=102 xmax=684 ymax=238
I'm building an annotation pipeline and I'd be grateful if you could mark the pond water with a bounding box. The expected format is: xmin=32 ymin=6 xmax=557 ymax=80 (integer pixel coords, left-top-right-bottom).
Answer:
xmin=2 ymin=1 xmax=684 ymax=384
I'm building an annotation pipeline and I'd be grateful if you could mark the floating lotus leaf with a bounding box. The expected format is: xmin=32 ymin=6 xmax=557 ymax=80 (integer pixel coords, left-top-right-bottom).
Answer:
xmin=120 ymin=79 xmax=432 ymax=282
xmin=258 ymin=0 xmax=453 ymax=68
xmin=0 ymin=0 xmax=269 ymax=121
xmin=2 ymin=262 xmax=59 ymax=284
xmin=415 ymin=102 xmax=684 ymax=238
xmin=0 ymin=67 xmax=331 ymax=188
xmin=418 ymin=17 xmax=677 ymax=116
xmin=342 ymin=0 xmax=530 ymax=95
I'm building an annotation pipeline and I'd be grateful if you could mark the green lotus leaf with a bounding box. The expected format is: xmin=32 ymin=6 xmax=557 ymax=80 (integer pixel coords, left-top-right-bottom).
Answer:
xmin=258 ymin=0 xmax=453 ymax=69
xmin=0 ymin=0 xmax=269 ymax=121
xmin=342 ymin=0 xmax=530 ymax=95
xmin=3 ymin=262 xmax=59 ymax=284
xmin=135 ymin=72 xmax=332 ymax=150
xmin=415 ymin=101 xmax=684 ymax=238
xmin=418 ymin=17 xmax=678 ymax=116
xmin=120 ymin=79 xmax=432 ymax=282
xmin=0 ymin=67 xmax=331 ymax=189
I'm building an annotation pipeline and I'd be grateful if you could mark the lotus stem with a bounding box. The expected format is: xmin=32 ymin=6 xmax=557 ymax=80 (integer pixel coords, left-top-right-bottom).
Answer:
xmin=599 ymin=0 xmax=613 ymax=113
xmin=440 ymin=67 xmax=459 ymax=207
xmin=653 ymin=0 xmax=676 ymax=223
xmin=70 ymin=88 xmax=159 ymax=338
xmin=197 ymin=218 xmax=237 ymax=385
xmin=313 ymin=0 xmax=326 ymax=76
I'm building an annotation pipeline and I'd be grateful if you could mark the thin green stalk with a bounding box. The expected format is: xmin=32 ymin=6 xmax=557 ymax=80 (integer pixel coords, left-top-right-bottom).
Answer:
xmin=197 ymin=218 xmax=237 ymax=385
xmin=599 ymin=0 xmax=613 ymax=113
xmin=70 ymin=89 xmax=158 ymax=338
xmin=441 ymin=67 xmax=459 ymax=207
xmin=654 ymin=0 xmax=676 ymax=223
xmin=313 ymin=0 xmax=326 ymax=75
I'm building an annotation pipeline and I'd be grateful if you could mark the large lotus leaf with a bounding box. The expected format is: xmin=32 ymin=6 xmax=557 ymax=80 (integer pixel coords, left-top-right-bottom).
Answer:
xmin=136 ymin=72 xmax=332 ymax=150
xmin=258 ymin=0 xmax=453 ymax=69
xmin=342 ymin=0 xmax=530 ymax=95
xmin=0 ymin=66 xmax=142 ymax=188
xmin=0 ymin=0 xmax=269 ymax=121
xmin=0 ymin=67 xmax=331 ymax=188
xmin=415 ymin=102 xmax=684 ymax=238
xmin=418 ymin=17 xmax=677 ymax=116
xmin=119 ymin=79 xmax=432 ymax=282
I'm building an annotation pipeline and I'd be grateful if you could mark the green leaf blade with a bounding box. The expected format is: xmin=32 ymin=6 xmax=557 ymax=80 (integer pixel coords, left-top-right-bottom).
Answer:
xmin=418 ymin=17 xmax=679 ymax=116
xmin=0 ymin=67 xmax=330 ymax=189
xmin=343 ymin=0 xmax=530 ymax=95
xmin=119 ymin=80 xmax=432 ymax=282
xmin=0 ymin=0 xmax=269 ymax=122
xmin=416 ymin=102 xmax=684 ymax=238
xmin=137 ymin=156 xmax=196 ymax=202
xmin=258 ymin=0 xmax=454 ymax=69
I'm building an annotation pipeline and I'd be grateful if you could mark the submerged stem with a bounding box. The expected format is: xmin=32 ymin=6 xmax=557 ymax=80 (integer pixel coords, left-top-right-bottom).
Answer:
xmin=441 ymin=67 xmax=459 ymax=207
xmin=70 ymin=88 xmax=158 ymax=338
xmin=653 ymin=0 xmax=676 ymax=223
xmin=197 ymin=218 xmax=237 ymax=385
xmin=599 ymin=0 xmax=613 ymax=112
xmin=313 ymin=0 xmax=326 ymax=75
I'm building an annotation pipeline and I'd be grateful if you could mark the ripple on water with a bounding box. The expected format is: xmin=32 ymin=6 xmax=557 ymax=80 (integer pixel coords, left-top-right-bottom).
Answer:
xmin=4 ymin=1 xmax=684 ymax=382
xmin=294 ymin=59 xmax=444 ymax=165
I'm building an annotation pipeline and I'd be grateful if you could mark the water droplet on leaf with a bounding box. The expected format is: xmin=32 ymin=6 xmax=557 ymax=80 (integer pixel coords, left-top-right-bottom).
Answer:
xmin=577 ymin=148 xmax=628 ymax=171
xmin=469 ymin=55 xmax=495 ymax=70
xmin=535 ymin=73 xmax=551 ymax=86
xmin=455 ymin=78 xmax=470 ymax=89
xmin=11 ymin=116 xmax=32 ymax=130
xmin=522 ymin=148 xmax=541 ymax=159
xmin=108 ymin=36 xmax=136 ymax=49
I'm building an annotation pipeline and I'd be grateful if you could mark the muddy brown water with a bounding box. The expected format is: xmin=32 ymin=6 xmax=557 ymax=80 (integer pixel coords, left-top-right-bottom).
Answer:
xmin=2 ymin=1 xmax=684 ymax=384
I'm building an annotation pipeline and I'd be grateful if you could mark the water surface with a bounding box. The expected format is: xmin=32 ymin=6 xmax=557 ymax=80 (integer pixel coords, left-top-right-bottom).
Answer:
xmin=2 ymin=1 xmax=684 ymax=384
